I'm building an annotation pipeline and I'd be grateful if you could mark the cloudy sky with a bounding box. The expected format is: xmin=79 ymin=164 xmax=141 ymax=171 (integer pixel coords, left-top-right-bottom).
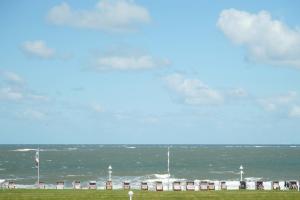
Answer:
xmin=1 ymin=0 xmax=300 ymax=144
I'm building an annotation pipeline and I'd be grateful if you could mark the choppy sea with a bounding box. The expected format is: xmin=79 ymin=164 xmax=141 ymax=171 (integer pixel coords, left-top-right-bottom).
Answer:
xmin=0 ymin=144 xmax=300 ymax=188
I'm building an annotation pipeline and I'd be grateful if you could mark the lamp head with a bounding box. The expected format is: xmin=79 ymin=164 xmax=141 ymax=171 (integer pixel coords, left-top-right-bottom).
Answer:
xmin=128 ymin=191 xmax=134 ymax=197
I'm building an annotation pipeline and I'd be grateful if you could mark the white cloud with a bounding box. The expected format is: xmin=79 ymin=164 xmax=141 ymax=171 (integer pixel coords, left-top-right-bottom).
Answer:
xmin=20 ymin=109 xmax=46 ymax=120
xmin=21 ymin=40 xmax=55 ymax=59
xmin=0 ymin=71 xmax=48 ymax=102
xmin=2 ymin=71 xmax=24 ymax=84
xmin=27 ymin=94 xmax=49 ymax=102
xmin=289 ymin=106 xmax=300 ymax=118
xmin=228 ymin=88 xmax=248 ymax=98
xmin=47 ymin=0 xmax=150 ymax=32
xmin=94 ymin=54 xmax=170 ymax=71
xmin=258 ymin=91 xmax=297 ymax=111
xmin=217 ymin=9 xmax=300 ymax=68
xmin=164 ymin=73 xmax=224 ymax=105
xmin=0 ymin=87 xmax=23 ymax=101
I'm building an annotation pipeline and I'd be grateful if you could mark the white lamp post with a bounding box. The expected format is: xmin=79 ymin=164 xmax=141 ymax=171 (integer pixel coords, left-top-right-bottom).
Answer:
xmin=108 ymin=165 xmax=112 ymax=181
xmin=128 ymin=190 xmax=134 ymax=200
xmin=239 ymin=165 xmax=244 ymax=181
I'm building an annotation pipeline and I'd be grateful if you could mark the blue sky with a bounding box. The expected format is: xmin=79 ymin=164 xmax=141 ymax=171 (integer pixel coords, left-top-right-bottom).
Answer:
xmin=1 ymin=0 xmax=300 ymax=144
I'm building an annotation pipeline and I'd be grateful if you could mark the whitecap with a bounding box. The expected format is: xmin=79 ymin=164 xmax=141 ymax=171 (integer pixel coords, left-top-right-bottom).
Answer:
xmin=244 ymin=177 xmax=263 ymax=181
xmin=154 ymin=174 xmax=170 ymax=179
xmin=67 ymin=148 xmax=78 ymax=151
xmin=124 ymin=146 xmax=136 ymax=149
xmin=12 ymin=148 xmax=36 ymax=152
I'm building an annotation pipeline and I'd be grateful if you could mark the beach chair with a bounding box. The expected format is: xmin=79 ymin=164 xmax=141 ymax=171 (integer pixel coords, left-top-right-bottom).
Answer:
xmin=239 ymin=181 xmax=246 ymax=189
xmin=156 ymin=181 xmax=163 ymax=191
xmin=221 ymin=181 xmax=227 ymax=190
xmin=123 ymin=181 xmax=130 ymax=190
xmin=200 ymin=181 xmax=208 ymax=190
xmin=272 ymin=181 xmax=280 ymax=190
xmin=106 ymin=181 xmax=113 ymax=190
xmin=89 ymin=181 xmax=97 ymax=189
xmin=73 ymin=181 xmax=81 ymax=189
xmin=186 ymin=181 xmax=195 ymax=191
xmin=173 ymin=181 xmax=181 ymax=191
xmin=56 ymin=181 xmax=64 ymax=189
xmin=8 ymin=181 xmax=15 ymax=189
xmin=256 ymin=181 xmax=264 ymax=190
xmin=288 ymin=181 xmax=298 ymax=190
xmin=208 ymin=182 xmax=215 ymax=190
xmin=141 ymin=182 xmax=148 ymax=190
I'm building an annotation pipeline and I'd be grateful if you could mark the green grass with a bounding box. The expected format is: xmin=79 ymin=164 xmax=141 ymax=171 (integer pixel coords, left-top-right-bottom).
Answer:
xmin=0 ymin=190 xmax=300 ymax=200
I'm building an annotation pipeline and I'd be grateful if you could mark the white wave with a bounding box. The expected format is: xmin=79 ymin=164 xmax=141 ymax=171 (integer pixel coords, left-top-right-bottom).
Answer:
xmin=40 ymin=149 xmax=60 ymax=152
xmin=209 ymin=170 xmax=238 ymax=175
xmin=0 ymin=168 xmax=5 ymax=171
xmin=124 ymin=146 xmax=136 ymax=149
xmin=66 ymin=148 xmax=78 ymax=151
xmin=154 ymin=174 xmax=170 ymax=179
xmin=245 ymin=177 xmax=263 ymax=181
xmin=12 ymin=148 xmax=36 ymax=152
xmin=66 ymin=174 xmax=86 ymax=177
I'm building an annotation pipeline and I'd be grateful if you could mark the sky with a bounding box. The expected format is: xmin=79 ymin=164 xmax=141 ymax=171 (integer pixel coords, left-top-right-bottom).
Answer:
xmin=1 ymin=0 xmax=300 ymax=144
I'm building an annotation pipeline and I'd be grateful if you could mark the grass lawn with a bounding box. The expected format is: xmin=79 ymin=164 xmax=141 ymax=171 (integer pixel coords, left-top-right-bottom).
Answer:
xmin=0 ymin=190 xmax=300 ymax=200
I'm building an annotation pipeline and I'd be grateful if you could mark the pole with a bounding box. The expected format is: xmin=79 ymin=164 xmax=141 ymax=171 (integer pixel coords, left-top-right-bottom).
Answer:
xmin=167 ymin=147 xmax=170 ymax=175
xmin=167 ymin=147 xmax=170 ymax=191
xmin=239 ymin=165 xmax=243 ymax=181
xmin=108 ymin=165 xmax=112 ymax=181
xmin=38 ymin=148 xmax=40 ymax=185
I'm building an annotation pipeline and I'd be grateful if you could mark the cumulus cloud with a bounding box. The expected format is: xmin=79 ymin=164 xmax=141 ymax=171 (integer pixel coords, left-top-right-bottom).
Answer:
xmin=258 ymin=91 xmax=298 ymax=112
xmin=93 ymin=54 xmax=170 ymax=71
xmin=20 ymin=109 xmax=46 ymax=120
xmin=2 ymin=71 xmax=24 ymax=84
xmin=47 ymin=0 xmax=150 ymax=32
xmin=0 ymin=71 xmax=48 ymax=102
xmin=164 ymin=73 xmax=224 ymax=105
xmin=217 ymin=9 xmax=300 ymax=68
xmin=289 ymin=106 xmax=300 ymax=118
xmin=0 ymin=87 xmax=23 ymax=101
xmin=21 ymin=40 xmax=55 ymax=59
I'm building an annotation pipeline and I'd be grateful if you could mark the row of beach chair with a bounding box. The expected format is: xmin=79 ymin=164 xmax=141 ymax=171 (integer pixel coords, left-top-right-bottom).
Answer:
xmin=3 ymin=180 xmax=299 ymax=191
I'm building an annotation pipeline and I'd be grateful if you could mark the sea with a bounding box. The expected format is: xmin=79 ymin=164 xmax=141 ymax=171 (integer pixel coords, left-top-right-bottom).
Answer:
xmin=0 ymin=144 xmax=300 ymax=188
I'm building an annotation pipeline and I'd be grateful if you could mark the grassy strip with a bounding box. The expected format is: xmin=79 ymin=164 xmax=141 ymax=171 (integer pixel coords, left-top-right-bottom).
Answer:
xmin=0 ymin=190 xmax=300 ymax=200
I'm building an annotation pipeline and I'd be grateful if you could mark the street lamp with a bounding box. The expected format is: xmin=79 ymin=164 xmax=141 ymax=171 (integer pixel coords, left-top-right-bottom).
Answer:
xmin=108 ymin=165 xmax=112 ymax=181
xmin=128 ymin=190 xmax=134 ymax=200
xmin=239 ymin=165 xmax=244 ymax=181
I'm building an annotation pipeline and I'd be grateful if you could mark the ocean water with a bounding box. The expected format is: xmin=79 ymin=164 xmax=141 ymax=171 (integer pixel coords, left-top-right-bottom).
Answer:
xmin=0 ymin=145 xmax=300 ymax=188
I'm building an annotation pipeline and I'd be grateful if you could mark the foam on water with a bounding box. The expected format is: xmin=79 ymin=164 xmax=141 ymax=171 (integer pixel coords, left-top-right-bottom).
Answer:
xmin=12 ymin=149 xmax=36 ymax=152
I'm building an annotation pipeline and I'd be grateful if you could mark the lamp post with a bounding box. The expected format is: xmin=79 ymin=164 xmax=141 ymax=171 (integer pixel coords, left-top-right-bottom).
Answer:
xmin=167 ymin=147 xmax=170 ymax=191
xmin=239 ymin=165 xmax=244 ymax=181
xmin=108 ymin=165 xmax=112 ymax=181
xmin=128 ymin=190 xmax=134 ymax=200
